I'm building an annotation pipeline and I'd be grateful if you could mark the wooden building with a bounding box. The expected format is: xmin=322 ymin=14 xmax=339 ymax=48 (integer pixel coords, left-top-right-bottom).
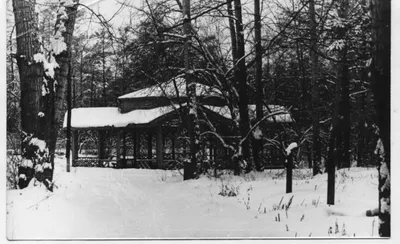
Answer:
xmin=63 ymin=77 xmax=293 ymax=169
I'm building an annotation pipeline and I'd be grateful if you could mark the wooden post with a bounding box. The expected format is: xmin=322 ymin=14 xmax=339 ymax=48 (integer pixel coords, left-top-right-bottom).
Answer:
xmin=286 ymin=154 xmax=293 ymax=193
xmin=147 ymin=131 xmax=153 ymax=159
xmin=132 ymin=129 xmax=137 ymax=167
xmin=209 ymin=139 xmax=213 ymax=161
xmin=122 ymin=130 xmax=126 ymax=160
xmin=116 ymin=130 xmax=121 ymax=168
xmin=156 ymin=125 xmax=164 ymax=169
xmin=122 ymin=130 xmax=126 ymax=168
xmin=71 ymin=130 xmax=78 ymax=167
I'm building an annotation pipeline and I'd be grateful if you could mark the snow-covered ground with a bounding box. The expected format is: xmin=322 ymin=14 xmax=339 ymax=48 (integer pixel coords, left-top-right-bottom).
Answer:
xmin=6 ymin=156 xmax=380 ymax=239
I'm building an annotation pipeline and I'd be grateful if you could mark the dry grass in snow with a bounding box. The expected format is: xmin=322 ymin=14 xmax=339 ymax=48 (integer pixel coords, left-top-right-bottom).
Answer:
xmin=6 ymin=156 xmax=379 ymax=239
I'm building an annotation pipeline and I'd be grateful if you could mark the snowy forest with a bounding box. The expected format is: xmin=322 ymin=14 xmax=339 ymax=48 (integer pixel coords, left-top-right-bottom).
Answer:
xmin=6 ymin=0 xmax=390 ymax=239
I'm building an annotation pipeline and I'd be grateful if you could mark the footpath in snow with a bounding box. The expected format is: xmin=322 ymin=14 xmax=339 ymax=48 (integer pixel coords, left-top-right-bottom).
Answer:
xmin=7 ymin=156 xmax=379 ymax=239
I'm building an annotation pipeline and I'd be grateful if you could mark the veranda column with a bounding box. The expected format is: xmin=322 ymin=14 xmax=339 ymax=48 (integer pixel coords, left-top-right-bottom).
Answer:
xmin=122 ymin=130 xmax=126 ymax=161
xmin=147 ymin=131 xmax=153 ymax=159
xmin=171 ymin=129 xmax=176 ymax=160
xmin=98 ymin=130 xmax=105 ymax=167
xmin=156 ymin=125 xmax=164 ymax=169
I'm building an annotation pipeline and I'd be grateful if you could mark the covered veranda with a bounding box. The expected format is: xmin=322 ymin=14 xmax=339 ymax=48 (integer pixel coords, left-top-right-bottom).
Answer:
xmin=63 ymin=105 xmax=234 ymax=170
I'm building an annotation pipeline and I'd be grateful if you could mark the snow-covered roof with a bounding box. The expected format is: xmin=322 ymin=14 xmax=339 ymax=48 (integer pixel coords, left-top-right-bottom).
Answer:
xmin=63 ymin=103 xmax=292 ymax=130
xmin=63 ymin=105 xmax=180 ymax=129
xmin=118 ymin=77 xmax=222 ymax=100
xmin=204 ymin=105 xmax=293 ymax=123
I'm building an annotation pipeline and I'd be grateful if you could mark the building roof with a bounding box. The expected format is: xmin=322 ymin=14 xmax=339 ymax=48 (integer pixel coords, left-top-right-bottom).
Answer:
xmin=63 ymin=105 xmax=180 ymax=129
xmin=118 ymin=77 xmax=221 ymax=100
xmin=63 ymin=104 xmax=293 ymax=130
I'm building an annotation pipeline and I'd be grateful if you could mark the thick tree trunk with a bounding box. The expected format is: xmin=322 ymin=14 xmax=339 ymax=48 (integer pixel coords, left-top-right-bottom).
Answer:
xmin=44 ymin=1 xmax=79 ymax=177
xmin=13 ymin=0 xmax=43 ymax=138
xmin=13 ymin=0 xmax=46 ymax=188
xmin=309 ymin=0 xmax=321 ymax=176
xmin=13 ymin=0 xmax=79 ymax=189
xmin=370 ymin=0 xmax=390 ymax=237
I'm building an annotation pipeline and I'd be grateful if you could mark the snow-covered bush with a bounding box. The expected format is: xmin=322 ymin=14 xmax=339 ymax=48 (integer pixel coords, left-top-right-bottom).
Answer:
xmin=18 ymin=132 xmax=53 ymax=191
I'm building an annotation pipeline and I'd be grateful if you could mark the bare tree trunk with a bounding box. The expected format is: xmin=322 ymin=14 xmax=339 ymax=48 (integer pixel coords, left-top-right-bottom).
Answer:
xmin=337 ymin=0 xmax=350 ymax=169
xmin=44 ymin=1 xmax=79 ymax=178
xmin=80 ymin=51 xmax=83 ymax=104
xmin=370 ymin=0 xmax=390 ymax=237
xmin=356 ymin=71 xmax=367 ymax=167
xmin=102 ymin=32 xmax=107 ymax=106
xmin=326 ymin=69 xmax=342 ymax=205
xmin=183 ymin=0 xmax=200 ymax=180
xmin=66 ymin=61 xmax=72 ymax=173
xmin=227 ymin=0 xmax=237 ymax=65
xmin=308 ymin=0 xmax=321 ymax=176
xmin=234 ymin=0 xmax=252 ymax=174
xmin=252 ymin=0 xmax=263 ymax=172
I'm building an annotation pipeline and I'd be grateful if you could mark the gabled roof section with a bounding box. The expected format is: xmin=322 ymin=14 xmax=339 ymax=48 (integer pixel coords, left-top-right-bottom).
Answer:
xmin=118 ymin=77 xmax=222 ymax=100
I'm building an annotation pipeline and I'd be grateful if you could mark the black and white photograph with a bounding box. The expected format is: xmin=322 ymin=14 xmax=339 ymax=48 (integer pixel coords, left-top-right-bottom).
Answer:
xmin=4 ymin=0 xmax=393 ymax=240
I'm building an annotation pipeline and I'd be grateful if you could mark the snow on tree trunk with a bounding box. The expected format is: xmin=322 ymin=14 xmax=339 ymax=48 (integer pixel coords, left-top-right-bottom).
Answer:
xmin=234 ymin=0 xmax=253 ymax=174
xmin=183 ymin=0 xmax=201 ymax=180
xmin=13 ymin=0 xmax=79 ymax=190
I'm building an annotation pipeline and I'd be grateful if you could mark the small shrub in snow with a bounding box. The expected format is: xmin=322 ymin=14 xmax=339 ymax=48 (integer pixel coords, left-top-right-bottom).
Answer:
xmin=335 ymin=219 xmax=339 ymax=234
xmin=341 ymin=223 xmax=347 ymax=236
xmin=275 ymin=213 xmax=281 ymax=222
xmin=244 ymin=171 xmax=257 ymax=182
xmin=312 ymin=196 xmax=320 ymax=207
xmin=338 ymin=169 xmax=350 ymax=184
xmin=218 ymin=180 xmax=239 ymax=197
xmin=272 ymin=196 xmax=284 ymax=211
xmin=285 ymin=195 xmax=294 ymax=210
xmin=243 ymin=187 xmax=252 ymax=210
